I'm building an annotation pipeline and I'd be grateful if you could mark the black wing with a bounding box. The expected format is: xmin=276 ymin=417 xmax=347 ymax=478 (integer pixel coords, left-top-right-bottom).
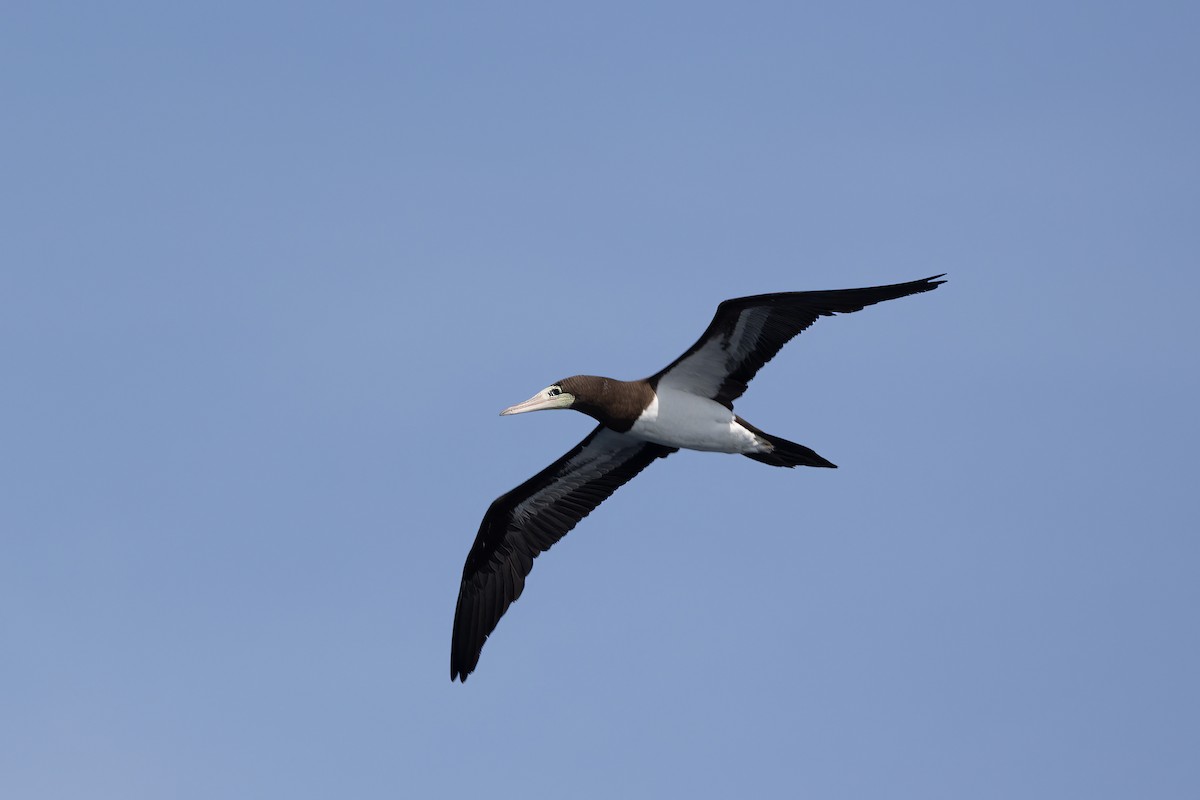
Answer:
xmin=653 ymin=275 xmax=946 ymax=407
xmin=451 ymin=425 xmax=675 ymax=681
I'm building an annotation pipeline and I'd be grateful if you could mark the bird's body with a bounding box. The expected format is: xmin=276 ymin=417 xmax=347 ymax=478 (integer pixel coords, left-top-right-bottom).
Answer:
xmin=629 ymin=386 xmax=762 ymax=453
xmin=451 ymin=275 xmax=945 ymax=681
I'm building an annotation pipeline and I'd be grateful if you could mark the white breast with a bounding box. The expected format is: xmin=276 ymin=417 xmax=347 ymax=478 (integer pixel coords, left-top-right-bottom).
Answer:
xmin=628 ymin=388 xmax=764 ymax=454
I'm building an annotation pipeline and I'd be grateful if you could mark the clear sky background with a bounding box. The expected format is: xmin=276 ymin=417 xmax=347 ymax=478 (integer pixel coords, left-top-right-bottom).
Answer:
xmin=3 ymin=2 xmax=1198 ymax=798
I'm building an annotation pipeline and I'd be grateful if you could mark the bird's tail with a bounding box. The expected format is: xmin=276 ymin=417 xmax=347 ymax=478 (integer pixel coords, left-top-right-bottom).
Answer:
xmin=738 ymin=418 xmax=837 ymax=469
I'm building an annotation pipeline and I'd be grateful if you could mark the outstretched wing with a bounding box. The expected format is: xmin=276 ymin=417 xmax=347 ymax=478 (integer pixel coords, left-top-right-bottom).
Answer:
xmin=653 ymin=275 xmax=946 ymax=407
xmin=452 ymin=425 xmax=676 ymax=681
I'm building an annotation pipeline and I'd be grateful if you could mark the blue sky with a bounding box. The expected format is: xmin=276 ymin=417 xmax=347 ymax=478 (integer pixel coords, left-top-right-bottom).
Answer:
xmin=3 ymin=2 xmax=1198 ymax=798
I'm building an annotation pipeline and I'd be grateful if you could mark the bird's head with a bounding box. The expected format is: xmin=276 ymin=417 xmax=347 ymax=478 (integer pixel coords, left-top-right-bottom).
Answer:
xmin=499 ymin=378 xmax=578 ymax=416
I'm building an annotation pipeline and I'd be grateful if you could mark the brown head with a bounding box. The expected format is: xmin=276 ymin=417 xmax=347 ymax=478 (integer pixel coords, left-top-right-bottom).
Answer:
xmin=499 ymin=375 xmax=654 ymax=431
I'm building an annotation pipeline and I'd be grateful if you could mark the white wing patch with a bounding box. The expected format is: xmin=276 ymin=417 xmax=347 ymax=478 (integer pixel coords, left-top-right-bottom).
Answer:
xmin=658 ymin=307 xmax=770 ymax=397
xmin=729 ymin=307 xmax=770 ymax=361
xmin=510 ymin=429 xmax=643 ymax=523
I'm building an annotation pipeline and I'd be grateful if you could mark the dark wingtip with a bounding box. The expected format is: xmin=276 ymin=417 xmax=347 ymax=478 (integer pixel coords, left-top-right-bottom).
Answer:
xmin=450 ymin=633 xmax=475 ymax=683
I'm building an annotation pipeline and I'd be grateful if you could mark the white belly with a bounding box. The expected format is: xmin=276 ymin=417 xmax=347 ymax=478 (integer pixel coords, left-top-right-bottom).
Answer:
xmin=628 ymin=388 xmax=763 ymax=453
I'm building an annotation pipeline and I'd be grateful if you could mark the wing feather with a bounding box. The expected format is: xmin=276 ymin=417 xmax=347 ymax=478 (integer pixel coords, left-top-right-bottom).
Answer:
xmin=653 ymin=275 xmax=945 ymax=406
xmin=451 ymin=426 xmax=675 ymax=681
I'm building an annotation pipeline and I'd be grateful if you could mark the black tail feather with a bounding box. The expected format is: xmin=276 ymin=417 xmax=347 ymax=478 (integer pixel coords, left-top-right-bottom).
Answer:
xmin=738 ymin=418 xmax=837 ymax=469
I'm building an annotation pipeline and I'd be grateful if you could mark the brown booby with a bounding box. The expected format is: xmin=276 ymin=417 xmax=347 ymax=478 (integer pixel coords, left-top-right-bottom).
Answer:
xmin=452 ymin=275 xmax=945 ymax=681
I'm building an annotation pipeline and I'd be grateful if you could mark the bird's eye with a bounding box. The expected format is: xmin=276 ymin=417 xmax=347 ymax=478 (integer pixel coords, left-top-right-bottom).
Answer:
xmin=548 ymin=387 xmax=562 ymax=397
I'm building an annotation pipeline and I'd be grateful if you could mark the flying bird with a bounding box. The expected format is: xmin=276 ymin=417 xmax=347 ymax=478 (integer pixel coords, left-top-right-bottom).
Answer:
xmin=452 ymin=275 xmax=945 ymax=681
